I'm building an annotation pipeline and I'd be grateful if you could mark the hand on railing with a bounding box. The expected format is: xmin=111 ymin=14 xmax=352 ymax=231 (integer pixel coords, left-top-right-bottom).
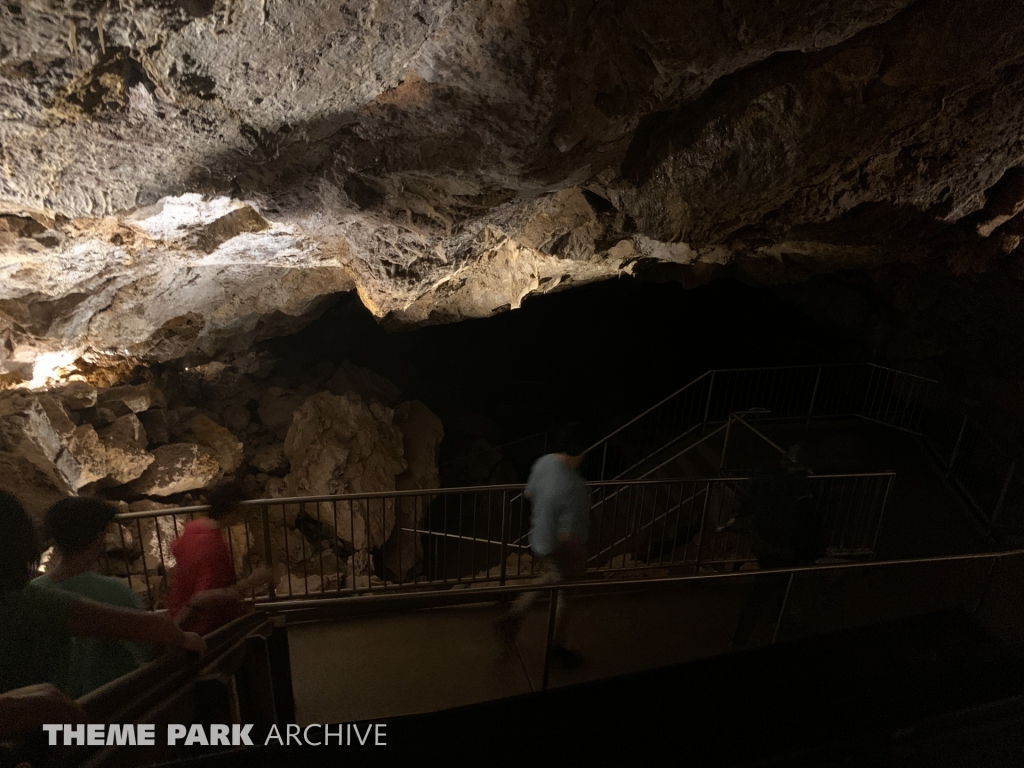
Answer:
xmin=180 ymin=631 xmax=207 ymax=655
xmin=235 ymin=566 xmax=274 ymax=595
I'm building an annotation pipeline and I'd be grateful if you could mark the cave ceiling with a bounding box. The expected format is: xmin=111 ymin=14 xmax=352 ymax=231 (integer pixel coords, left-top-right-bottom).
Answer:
xmin=1 ymin=0 xmax=1023 ymax=385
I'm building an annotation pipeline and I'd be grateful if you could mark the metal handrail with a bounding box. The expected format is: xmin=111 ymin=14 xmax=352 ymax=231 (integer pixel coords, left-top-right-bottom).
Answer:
xmin=113 ymin=473 xmax=894 ymax=522
xmin=261 ymin=545 xmax=1024 ymax=613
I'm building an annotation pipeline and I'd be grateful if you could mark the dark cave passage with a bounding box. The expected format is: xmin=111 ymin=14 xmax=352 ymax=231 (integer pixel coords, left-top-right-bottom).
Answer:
xmin=262 ymin=275 xmax=864 ymax=485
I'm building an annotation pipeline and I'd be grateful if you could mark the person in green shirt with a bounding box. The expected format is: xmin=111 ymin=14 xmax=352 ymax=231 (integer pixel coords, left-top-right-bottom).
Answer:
xmin=0 ymin=490 xmax=206 ymax=742
xmin=32 ymin=498 xmax=154 ymax=698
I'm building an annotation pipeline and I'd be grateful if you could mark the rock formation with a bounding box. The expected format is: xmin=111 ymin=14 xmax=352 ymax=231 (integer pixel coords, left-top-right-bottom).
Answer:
xmin=0 ymin=0 xmax=1022 ymax=405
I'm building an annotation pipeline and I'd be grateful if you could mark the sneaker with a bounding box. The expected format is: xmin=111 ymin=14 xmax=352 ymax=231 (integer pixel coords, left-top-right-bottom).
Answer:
xmin=550 ymin=647 xmax=585 ymax=668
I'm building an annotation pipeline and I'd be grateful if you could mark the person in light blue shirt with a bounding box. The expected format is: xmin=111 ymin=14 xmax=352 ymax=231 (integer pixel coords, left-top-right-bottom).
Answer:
xmin=497 ymin=452 xmax=590 ymax=667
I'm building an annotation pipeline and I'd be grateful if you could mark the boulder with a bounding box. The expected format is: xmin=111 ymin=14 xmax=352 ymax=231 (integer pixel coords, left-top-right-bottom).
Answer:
xmin=99 ymin=415 xmax=154 ymax=485
xmin=97 ymin=384 xmax=162 ymax=416
xmin=80 ymin=407 xmax=118 ymax=428
xmin=252 ymin=443 xmax=287 ymax=474
xmin=129 ymin=499 xmax=182 ymax=571
xmin=184 ymin=414 xmax=244 ymax=474
xmin=138 ymin=409 xmax=171 ymax=445
xmin=54 ymin=425 xmax=109 ymax=490
xmin=283 ymin=391 xmax=406 ymax=580
xmin=127 ymin=443 xmax=221 ymax=497
xmin=384 ymin=400 xmax=444 ymax=580
xmin=102 ymin=413 xmax=148 ymax=446
xmin=0 ymin=393 xmax=76 ymax=471
xmin=257 ymin=389 xmax=305 ymax=439
xmin=0 ymin=451 xmax=66 ymax=521
xmin=324 ymin=361 xmax=402 ymax=407
xmin=222 ymin=402 xmax=251 ymax=432
xmin=55 ymin=381 xmax=98 ymax=411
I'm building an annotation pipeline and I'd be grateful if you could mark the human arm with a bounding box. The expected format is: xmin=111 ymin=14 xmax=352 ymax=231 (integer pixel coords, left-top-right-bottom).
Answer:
xmin=175 ymin=566 xmax=272 ymax=628
xmin=64 ymin=599 xmax=206 ymax=655
xmin=0 ymin=684 xmax=87 ymax=741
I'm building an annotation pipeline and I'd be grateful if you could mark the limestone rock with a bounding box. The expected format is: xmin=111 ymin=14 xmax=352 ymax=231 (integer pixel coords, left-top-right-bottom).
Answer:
xmin=128 ymin=443 xmax=221 ymax=497
xmin=252 ymin=443 xmax=288 ymax=475
xmin=222 ymin=402 xmax=251 ymax=432
xmin=101 ymin=414 xmax=148 ymax=446
xmin=283 ymin=392 xmax=406 ymax=577
xmin=324 ymin=361 xmax=402 ymax=407
xmin=0 ymin=451 xmax=66 ymax=521
xmin=55 ymin=425 xmax=108 ymax=490
xmin=98 ymin=415 xmax=154 ymax=485
xmin=384 ymin=400 xmax=444 ymax=580
xmin=55 ymin=382 xmax=98 ymax=411
xmin=184 ymin=414 xmax=244 ymax=474
xmin=129 ymin=499 xmax=182 ymax=572
xmin=0 ymin=393 xmax=76 ymax=471
xmin=257 ymin=389 xmax=305 ymax=439
xmin=96 ymin=384 xmax=161 ymax=416
xmin=80 ymin=407 xmax=118 ymax=428
xmin=138 ymin=409 xmax=171 ymax=446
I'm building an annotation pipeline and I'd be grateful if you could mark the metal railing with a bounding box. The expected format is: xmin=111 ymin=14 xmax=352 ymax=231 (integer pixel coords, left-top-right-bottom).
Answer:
xmin=109 ymin=472 xmax=893 ymax=609
xmin=260 ymin=545 xmax=1024 ymax=693
xmin=578 ymin=364 xmax=927 ymax=481
xmin=571 ymin=362 xmax=1022 ymax=535
xmin=100 ymin=361 xmax=1023 ymax=611
xmin=14 ymin=545 xmax=1022 ymax=768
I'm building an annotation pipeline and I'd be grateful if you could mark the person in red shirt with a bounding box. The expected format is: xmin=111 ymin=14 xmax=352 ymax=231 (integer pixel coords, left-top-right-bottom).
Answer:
xmin=167 ymin=483 xmax=271 ymax=635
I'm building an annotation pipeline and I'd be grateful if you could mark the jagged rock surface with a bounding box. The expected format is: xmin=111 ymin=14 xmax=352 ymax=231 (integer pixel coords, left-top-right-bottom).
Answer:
xmin=0 ymin=0 xmax=1022 ymax=389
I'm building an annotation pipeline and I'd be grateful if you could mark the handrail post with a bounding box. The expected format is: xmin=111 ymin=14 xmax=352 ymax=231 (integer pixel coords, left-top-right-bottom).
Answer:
xmin=947 ymin=415 xmax=969 ymax=477
xmin=262 ymin=506 xmax=276 ymax=602
xmin=720 ymin=414 xmax=733 ymax=471
xmin=600 ymin=441 xmax=609 ymax=481
xmin=541 ymin=587 xmax=559 ymax=690
xmin=973 ymin=555 xmax=999 ymax=616
xmin=870 ymin=474 xmax=895 ymax=558
xmin=806 ymin=366 xmax=822 ymax=429
xmin=499 ymin=491 xmax=510 ymax=587
xmin=771 ymin=573 xmax=795 ymax=644
xmin=990 ymin=462 xmax=1015 ymax=529
xmin=703 ymin=371 xmax=717 ymax=430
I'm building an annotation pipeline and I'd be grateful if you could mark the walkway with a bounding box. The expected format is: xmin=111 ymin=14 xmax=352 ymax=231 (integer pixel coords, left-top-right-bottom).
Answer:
xmin=287 ymin=549 xmax=1020 ymax=724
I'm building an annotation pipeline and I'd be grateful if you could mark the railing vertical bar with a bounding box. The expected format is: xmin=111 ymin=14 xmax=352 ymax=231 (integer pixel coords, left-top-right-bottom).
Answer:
xmin=262 ymin=507 xmax=276 ymax=601
xmin=771 ymin=573 xmax=796 ymax=644
xmin=948 ymin=415 xmax=969 ymax=477
xmin=332 ymin=501 xmax=342 ymax=592
xmin=315 ymin=502 xmax=326 ymax=594
xmin=991 ymin=462 xmax=1015 ymax=528
xmin=806 ymin=366 xmax=822 ymax=428
xmin=300 ymin=502 xmax=310 ymax=597
xmin=541 ymin=588 xmax=559 ymax=690
xmin=349 ymin=500 xmax=356 ymax=592
xmin=499 ymin=492 xmax=509 ymax=586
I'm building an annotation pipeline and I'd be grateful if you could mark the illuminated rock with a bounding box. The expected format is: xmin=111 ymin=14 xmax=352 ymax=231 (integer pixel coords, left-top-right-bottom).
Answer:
xmin=128 ymin=443 xmax=221 ymax=497
xmin=55 ymin=382 xmax=99 ymax=411
xmin=183 ymin=414 xmax=244 ymax=474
